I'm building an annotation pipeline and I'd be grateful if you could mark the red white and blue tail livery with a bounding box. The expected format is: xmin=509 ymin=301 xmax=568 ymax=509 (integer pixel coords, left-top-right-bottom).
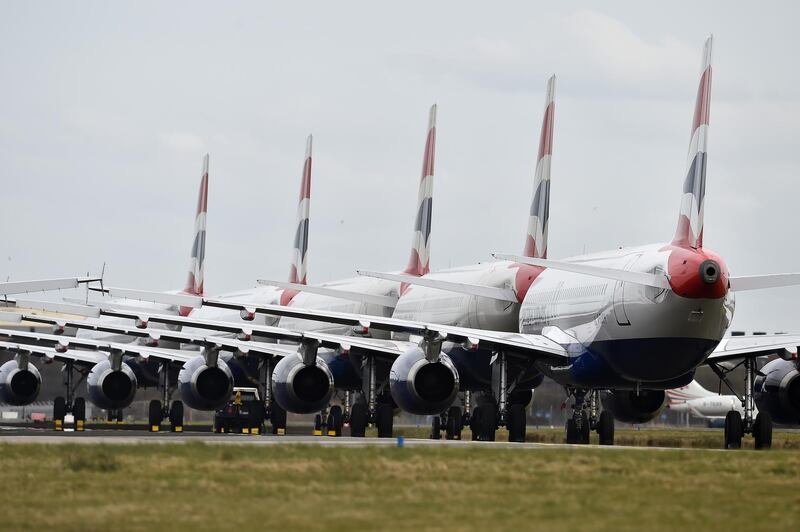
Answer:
xmin=184 ymin=154 xmax=209 ymax=297
xmin=524 ymin=75 xmax=555 ymax=259
xmin=404 ymin=104 xmax=436 ymax=277
xmin=674 ymin=36 xmax=712 ymax=250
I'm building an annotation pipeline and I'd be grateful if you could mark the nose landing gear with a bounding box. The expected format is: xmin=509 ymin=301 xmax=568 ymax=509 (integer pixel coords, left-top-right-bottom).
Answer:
xmin=565 ymin=389 xmax=615 ymax=445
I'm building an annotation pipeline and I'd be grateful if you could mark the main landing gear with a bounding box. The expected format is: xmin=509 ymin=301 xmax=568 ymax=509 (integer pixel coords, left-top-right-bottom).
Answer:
xmin=714 ymin=357 xmax=772 ymax=449
xmin=565 ymin=389 xmax=615 ymax=445
xmin=148 ymin=362 xmax=183 ymax=432
xmin=53 ymin=362 xmax=87 ymax=431
xmin=429 ymin=406 xmax=464 ymax=440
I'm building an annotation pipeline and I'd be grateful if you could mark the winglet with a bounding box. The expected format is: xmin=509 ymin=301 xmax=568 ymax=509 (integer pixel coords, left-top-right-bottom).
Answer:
xmin=673 ymin=36 xmax=712 ymax=249
xmin=523 ymin=75 xmax=555 ymax=259
xmin=404 ymin=104 xmax=436 ymax=277
xmin=184 ymin=154 xmax=209 ymax=298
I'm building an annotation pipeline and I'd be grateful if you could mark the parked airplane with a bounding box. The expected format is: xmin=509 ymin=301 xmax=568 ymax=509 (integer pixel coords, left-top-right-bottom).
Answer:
xmin=151 ymin=36 xmax=800 ymax=449
xmin=0 ymin=107 xmax=439 ymax=435
xmin=666 ymin=380 xmax=744 ymax=420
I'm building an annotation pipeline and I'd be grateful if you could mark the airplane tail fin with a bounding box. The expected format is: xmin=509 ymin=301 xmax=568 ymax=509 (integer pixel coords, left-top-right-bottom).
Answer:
xmin=289 ymin=135 xmax=312 ymax=285
xmin=523 ymin=75 xmax=555 ymax=259
xmin=667 ymin=380 xmax=716 ymax=405
xmin=673 ymin=36 xmax=713 ymax=249
xmin=403 ymin=104 xmax=436 ymax=277
xmin=183 ymin=154 xmax=209 ymax=297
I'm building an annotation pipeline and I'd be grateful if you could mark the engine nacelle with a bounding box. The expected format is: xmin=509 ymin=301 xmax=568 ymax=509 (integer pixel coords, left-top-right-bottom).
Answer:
xmin=389 ymin=347 xmax=459 ymax=415
xmin=86 ymin=360 xmax=138 ymax=410
xmin=0 ymin=358 xmax=42 ymax=406
xmin=272 ymin=353 xmax=334 ymax=414
xmin=178 ymin=356 xmax=234 ymax=410
xmin=602 ymin=389 xmax=666 ymax=424
xmin=754 ymin=359 xmax=800 ymax=425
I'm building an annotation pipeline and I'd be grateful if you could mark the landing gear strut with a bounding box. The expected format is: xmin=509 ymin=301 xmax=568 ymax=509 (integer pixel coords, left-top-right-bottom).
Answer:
xmin=54 ymin=361 xmax=87 ymax=431
xmin=149 ymin=362 xmax=183 ymax=432
xmin=712 ymin=357 xmax=772 ymax=450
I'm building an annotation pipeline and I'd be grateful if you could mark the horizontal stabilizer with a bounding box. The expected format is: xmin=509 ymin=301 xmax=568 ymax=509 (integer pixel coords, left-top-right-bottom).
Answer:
xmin=356 ymin=270 xmax=519 ymax=303
xmin=705 ymin=334 xmax=800 ymax=364
xmin=257 ymin=279 xmax=398 ymax=308
xmin=493 ymin=254 xmax=671 ymax=289
xmin=90 ymin=286 xmax=203 ymax=308
xmin=729 ymin=273 xmax=800 ymax=292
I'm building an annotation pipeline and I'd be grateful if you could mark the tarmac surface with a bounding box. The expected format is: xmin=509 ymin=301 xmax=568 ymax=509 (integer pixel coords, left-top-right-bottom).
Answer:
xmin=0 ymin=425 xmax=723 ymax=451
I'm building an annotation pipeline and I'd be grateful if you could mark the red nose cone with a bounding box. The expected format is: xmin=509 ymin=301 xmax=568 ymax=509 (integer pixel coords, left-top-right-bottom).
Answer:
xmin=666 ymin=246 xmax=728 ymax=299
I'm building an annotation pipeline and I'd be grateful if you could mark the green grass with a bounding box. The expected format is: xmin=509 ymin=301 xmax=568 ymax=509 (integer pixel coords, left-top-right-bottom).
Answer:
xmin=2 ymin=442 xmax=799 ymax=531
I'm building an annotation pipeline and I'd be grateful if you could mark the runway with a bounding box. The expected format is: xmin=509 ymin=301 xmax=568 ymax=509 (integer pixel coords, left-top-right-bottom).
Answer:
xmin=0 ymin=426 xmax=723 ymax=451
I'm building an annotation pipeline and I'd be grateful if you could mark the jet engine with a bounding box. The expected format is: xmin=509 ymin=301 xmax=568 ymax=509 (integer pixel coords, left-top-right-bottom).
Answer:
xmin=602 ymin=389 xmax=666 ymax=424
xmin=178 ymin=355 xmax=234 ymax=410
xmin=272 ymin=352 xmax=334 ymax=414
xmin=86 ymin=360 xmax=138 ymax=410
xmin=0 ymin=357 xmax=42 ymax=406
xmin=389 ymin=347 xmax=459 ymax=415
xmin=754 ymin=358 xmax=800 ymax=425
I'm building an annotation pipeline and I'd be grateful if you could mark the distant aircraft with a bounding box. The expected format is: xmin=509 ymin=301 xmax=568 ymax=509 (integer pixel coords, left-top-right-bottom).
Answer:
xmin=666 ymin=380 xmax=744 ymax=420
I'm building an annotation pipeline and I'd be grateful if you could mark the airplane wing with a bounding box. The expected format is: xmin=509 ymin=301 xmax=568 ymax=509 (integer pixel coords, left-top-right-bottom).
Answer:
xmin=200 ymin=298 xmax=568 ymax=362
xmin=1 ymin=312 xmax=304 ymax=359
xmin=257 ymin=279 xmax=398 ymax=308
xmin=0 ymin=277 xmax=99 ymax=297
xmin=2 ymin=299 xmax=408 ymax=360
xmin=356 ymin=270 xmax=519 ymax=303
xmin=0 ymin=327 xmax=197 ymax=366
xmin=703 ymin=334 xmax=800 ymax=364
xmin=5 ymin=297 xmax=564 ymax=364
xmin=0 ymin=340 xmax=108 ymax=366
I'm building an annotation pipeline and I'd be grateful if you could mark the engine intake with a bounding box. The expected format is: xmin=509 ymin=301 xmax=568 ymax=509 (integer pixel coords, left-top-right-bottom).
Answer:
xmin=178 ymin=356 xmax=234 ymax=410
xmin=272 ymin=353 xmax=334 ymax=414
xmin=0 ymin=358 xmax=42 ymax=406
xmin=602 ymin=389 xmax=666 ymax=424
xmin=754 ymin=359 xmax=800 ymax=425
xmin=86 ymin=360 xmax=138 ymax=410
xmin=389 ymin=347 xmax=459 ymax=415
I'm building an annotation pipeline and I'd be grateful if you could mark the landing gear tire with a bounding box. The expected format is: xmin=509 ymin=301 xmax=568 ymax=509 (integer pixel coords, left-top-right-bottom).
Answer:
xmin=478 ymin=407 xmax=497 ymax=442
xmin=445 ymin=406 xmax=462 ymax=440
xmin=597 ymin=411 xmax=615 ymax=446
xmin=169 ymin=401 xmax=184 ymax=432
xmin=327 ymin=405 xmax=343 ymax=437
xmin=507 ymin=403 xmax=526 ymax=443
xmin=53 ymin=396 xmax=66 ymax=425
xmin=270 ymin=403 xmax=287 ymax=435
xmin=724 ymin=410 xmax=743 ymax=449
xmin=565 ymin=418 xmax=577 ymax=444
xmin=349 ymin=402 xmax=368 ymax=437
xmin=470 ymin=406 xmax=483 ymax=441
xmin=116 ymin=410 xmax=123 ymax=423
xmin=313 ymin=414 xmax=323 ymax=436
xmin=579 ymin=411 xmax=590 ymax=444
xmin=753 ymin=412 xmax=773 ymax=450
xmin=566 ymin=411 xmax=590 ymax=444
xmin=73 ymin=397 xmax=86 ymax=431
xmin=376 ymin=403 xmax=393 ymax=438
xmin=148 ymin=400 xmax=162 ymax=431
xmin=430 ymin=416 xmax=441 ymax=440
